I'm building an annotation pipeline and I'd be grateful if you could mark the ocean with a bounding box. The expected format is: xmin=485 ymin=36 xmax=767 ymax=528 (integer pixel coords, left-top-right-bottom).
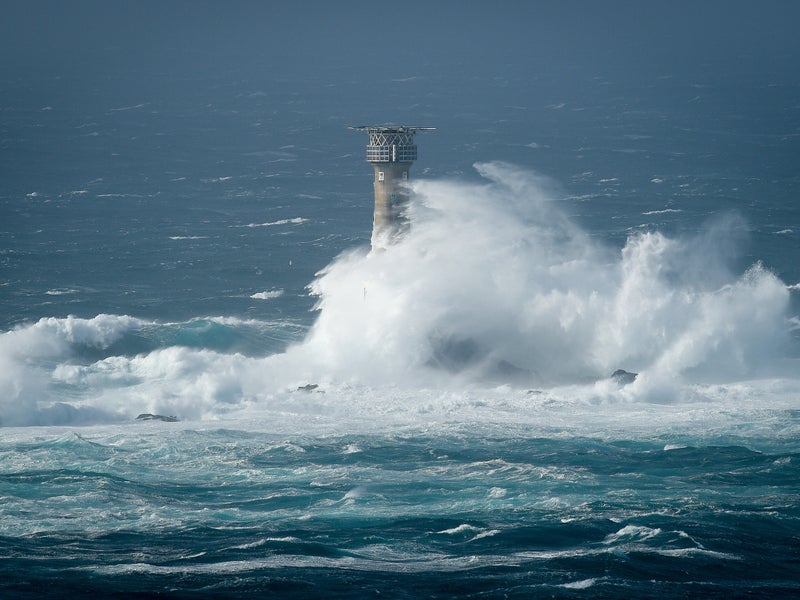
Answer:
xmin=2 ymin=2 xmax=800 ymax=597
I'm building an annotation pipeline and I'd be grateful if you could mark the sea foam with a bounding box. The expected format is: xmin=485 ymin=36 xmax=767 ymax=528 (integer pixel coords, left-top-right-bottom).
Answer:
xmin=1 ymin=163 xmax=797 ymax=427
xmin=298 ymin=162 xmax=793 ymax=391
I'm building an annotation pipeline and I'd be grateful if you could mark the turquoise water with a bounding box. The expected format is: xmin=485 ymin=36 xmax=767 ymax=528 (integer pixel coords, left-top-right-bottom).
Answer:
xmin=2 ymin=2 xmax=800 ymax=597
xmin=3 ymin=426 xmax=799 ymax=598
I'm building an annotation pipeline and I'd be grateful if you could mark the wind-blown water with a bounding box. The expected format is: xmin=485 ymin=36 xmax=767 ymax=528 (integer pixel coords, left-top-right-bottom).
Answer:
xmin=3 ymin=162 xmax=796 ymax=425
xmin=3 ymin=162 xmax=800 ymax=597
xmin=307 ymin=163 xmax=794 ymax=391
xmin=3 ymin=2 xmax=800 ymax=595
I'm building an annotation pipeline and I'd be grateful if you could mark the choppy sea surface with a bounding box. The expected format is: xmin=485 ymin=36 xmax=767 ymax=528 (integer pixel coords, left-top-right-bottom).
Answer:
xmin=2 ymin=17 xmax=800 ymax=597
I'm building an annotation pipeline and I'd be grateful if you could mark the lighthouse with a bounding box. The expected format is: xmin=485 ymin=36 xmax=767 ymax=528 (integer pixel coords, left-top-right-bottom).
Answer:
xmin=350 ymin=125 xmax=434 ymax=250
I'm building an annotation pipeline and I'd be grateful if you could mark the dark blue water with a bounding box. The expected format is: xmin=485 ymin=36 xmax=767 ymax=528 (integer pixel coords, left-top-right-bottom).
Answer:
xmin=2 ymin=429 xmax=799 ymax=598
xmin=2 ymin=2 xmax=800 ymax=597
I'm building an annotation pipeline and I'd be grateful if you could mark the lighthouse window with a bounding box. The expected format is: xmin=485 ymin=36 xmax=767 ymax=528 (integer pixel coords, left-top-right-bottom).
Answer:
xmin=378 ymin=171 xmax=385 ymax=182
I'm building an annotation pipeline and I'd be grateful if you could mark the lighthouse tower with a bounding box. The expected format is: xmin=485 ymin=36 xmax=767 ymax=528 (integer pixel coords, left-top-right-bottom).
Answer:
xmin=350 ymin=125 xmax=434 ymax=250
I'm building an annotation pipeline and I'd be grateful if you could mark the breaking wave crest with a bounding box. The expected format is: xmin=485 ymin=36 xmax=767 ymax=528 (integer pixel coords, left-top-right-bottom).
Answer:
xmin=1 ymin=163 xmax=797 ymax=426
xmin=300 ymin=162 xmax=795 ymax=390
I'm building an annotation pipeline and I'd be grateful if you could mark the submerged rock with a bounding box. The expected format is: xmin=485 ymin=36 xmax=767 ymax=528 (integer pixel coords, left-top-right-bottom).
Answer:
xmin=296 ymin=384 xmax=321 ymax=393
xmin=136 ymin=413 xmax=179 ymax=422
xmin=611 ymin=369 xmax=638 ymax=385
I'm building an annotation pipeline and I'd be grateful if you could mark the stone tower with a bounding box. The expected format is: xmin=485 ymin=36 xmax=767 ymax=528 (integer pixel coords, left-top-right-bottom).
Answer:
xmin=350 ymin=125 xmax=434 ymax=250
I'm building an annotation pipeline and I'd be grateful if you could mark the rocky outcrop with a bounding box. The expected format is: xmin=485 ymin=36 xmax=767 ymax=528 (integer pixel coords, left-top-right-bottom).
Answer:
xmin=611 ymin=369 xmax=638 ymax=385
xmin=136 ymin=413 xmax=179 ymax=422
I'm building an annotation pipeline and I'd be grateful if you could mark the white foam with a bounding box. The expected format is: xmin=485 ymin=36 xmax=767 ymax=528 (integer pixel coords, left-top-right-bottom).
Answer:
xmin=603 ymin=525 xmax=662 ymax=544
xmin=642 ymin=208 xmax=682 ymax=215
xmin=437 ymin=524 xmax=482 ymax=535
xmin=3 ymin=314 xmax=143 ymax=356
xmin=559 ymin=578 xmax=598 ymax=589
xmin=0 ymin=315 xmax=146 ymax=426
xmin=298 ymin=162 xmax=794 ymax=392
xmin=653 ymin=548 xmax=740 ymax=560
xmin=2 ymin=163 xmax=798 ymax=431
xmin=228 ymin=537 xmax=301 ymax=550
xmin=470 ymin=529 xmax=501 ymax=541
xmin=241 ymin=218 xmax=308 ymax=228
xmin=250 ymin=289 xmax=284 ymax=300
xmin=488 ymin=487 xmax=507 ymax=499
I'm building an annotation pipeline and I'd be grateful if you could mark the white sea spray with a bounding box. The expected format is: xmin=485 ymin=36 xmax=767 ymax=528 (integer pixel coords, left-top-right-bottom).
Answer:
xmin=1 ymin=164 xmax=797 ymax=428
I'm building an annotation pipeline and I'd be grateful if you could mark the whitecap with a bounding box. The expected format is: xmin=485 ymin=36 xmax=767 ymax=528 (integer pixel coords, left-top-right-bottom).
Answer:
xmin=3 ymin=164 xmax=798 ymax=431
xmin=250 ymin=289 xmax=284 ymax=300
xmin=653 ymin=548 xmax=740 ymax=560
xmin=342 ymin=486 xmax=367 ymax=500
xmin=559 ymin=578 xmax=598 ymax=589
xmin=603 ymin=525 xmax=662 ymax=544
xmin=487 ymin=487 xmax=507 ymax=498
xmin=469 ymin=529 xmax=501 ymax=541
xmin=436 ymin=524 xmax=482 ymax=535
xmin=642 ymin=208 xmax=682 ymax=215
xmin=241 ymin=217 xmax=308 ymax=228
xmin=229 ymin=537 xmax=301 ymax=550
